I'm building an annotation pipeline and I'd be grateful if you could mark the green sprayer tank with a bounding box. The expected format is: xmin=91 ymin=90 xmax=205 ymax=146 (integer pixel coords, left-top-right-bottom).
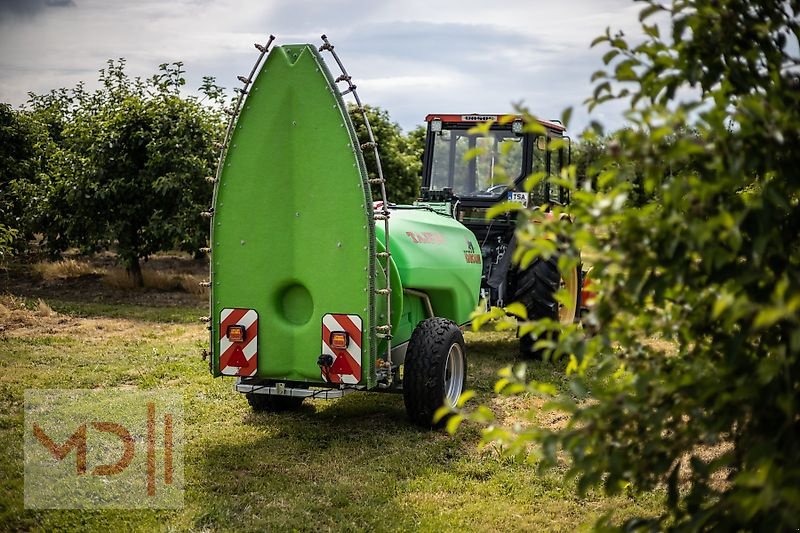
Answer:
xmin=209 ymin=39 xmax=481 ymax=426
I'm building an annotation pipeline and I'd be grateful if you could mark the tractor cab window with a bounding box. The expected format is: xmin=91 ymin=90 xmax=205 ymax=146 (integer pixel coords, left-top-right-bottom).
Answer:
xmin=429 ymin=127 xmax=524 ymax=197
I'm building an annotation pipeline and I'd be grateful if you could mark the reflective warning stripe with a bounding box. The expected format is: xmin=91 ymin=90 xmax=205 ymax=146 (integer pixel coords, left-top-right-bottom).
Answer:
xmin=219 ymin=308 xmax=258 ymax=376
xmin=321 ymin=313 xmax=362 ymax=384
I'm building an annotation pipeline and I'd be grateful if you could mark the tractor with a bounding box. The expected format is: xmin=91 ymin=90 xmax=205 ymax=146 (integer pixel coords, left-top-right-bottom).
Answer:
xmin=417 ymin=113 xmax=583 ymax=355
xmin=205 ymin=36 xmax=581 ymax=427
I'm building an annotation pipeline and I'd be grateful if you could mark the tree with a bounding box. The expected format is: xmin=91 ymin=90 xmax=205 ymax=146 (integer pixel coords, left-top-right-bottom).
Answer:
xmin=349 ymin=105 xmax=423 ymax=204
xmin=454 ymin=1 xmax=800 ymax=530
xmin=574 ymin=126 xmax=703 ymax=207
xmin=0 ymin=103 xmax=51 ymax=254
xmin=25 ymin=60 xmax=226 ymax=285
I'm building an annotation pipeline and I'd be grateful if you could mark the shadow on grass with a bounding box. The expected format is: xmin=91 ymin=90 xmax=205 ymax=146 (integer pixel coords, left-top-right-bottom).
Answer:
xmin=194 ymin=391 xmax=474 ymax=531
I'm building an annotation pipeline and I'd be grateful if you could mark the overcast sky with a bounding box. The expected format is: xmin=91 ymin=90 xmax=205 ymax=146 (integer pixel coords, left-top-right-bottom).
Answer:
xmin=0 ymin=0 xmax=645 ymax=133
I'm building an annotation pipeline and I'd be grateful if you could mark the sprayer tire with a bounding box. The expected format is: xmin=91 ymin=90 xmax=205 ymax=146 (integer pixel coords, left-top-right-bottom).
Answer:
xmin=246 ymin=393 xmax=304 ymax=412
xmin=403 ymin=317 xmax=467 ymax=428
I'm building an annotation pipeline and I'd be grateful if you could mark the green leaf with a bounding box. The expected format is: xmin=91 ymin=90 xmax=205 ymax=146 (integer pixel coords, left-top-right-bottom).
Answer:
xmin=524 ymin=171 xmax=547 ymax=193
xmin=494 ymin=378 xmax=510 ymax=394
xmin=456 ymin=389 xmax=476 ymax=408
xmin=561 ymin=107 xmax=573 ymax=129
xmin=603 ymin=50 xmax=620 ymax=65
xmin=463 ymin=146 xmax=487 ymax=161
xmin=753 ymin=307 xmax=786 ymax=329
xmin=485 ymin=201 xmax=526 ymax=220
xmin=504 ymin=302 xmax=527 ymax=319
xmin=639 ymin=3 xmax=663 ymax=21
xmin=445 ymin=414 xmax=465 ymax=434
xmin=433 ymin=405 xmax=451 ymax=424
xmin=712 ymin=292 xmax=734 ymax=319
xmin=590 ymin=33 xmax=609 ymax=47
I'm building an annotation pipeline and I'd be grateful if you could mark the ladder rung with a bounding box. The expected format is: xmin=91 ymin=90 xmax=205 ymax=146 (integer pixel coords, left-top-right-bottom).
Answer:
xmin=199 ymin=281 xmax=211 ymax=288
xmin=204 ymin=176 xmax=217 ymax=183
xmin=199 ymin=316 xmax=210 ymax=322
xmin=335 ymin=74 xmax=351 ymax=83
xmin=376 ymin=252 xmax=390 ymax=258
xmin=375 ymin=289 xmax=391 ymax=295
xmin=374 ymin=214 xmax=389 ymax=221
xmin=199 ymin=247 xmax=211 ymax=253
xmin=375 ymin=325 xmax=391 ymax=332
xmin=360 ymin=141 xmax=377 ymax=150
xmin=376 ymin=333 xmax=393 ymax=340
xmin=237 ymin=75 xmax=250 ymax=84
xmin=341 ymin=85 xmax=356 ymax=95
xmin=200 ymin=210 xmax=214 ymax=218
xmin=368 ymin=178 xmax=384 ymax=184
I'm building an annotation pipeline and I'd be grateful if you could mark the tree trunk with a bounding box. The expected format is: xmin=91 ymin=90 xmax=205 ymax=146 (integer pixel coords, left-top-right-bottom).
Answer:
xmin=126 ymin=256 xmax=144 ymax=288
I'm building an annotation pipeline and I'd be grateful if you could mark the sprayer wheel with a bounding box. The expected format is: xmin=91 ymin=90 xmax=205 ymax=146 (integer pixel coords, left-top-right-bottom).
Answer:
xmin=246 ymin=393 xmax=304 ymax=412
xmin=403 ymin=317 xmax=467 ymax=428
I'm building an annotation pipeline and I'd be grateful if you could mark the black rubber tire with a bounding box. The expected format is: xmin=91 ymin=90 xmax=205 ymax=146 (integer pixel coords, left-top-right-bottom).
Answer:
xmin=512 ymin=256 xmax=580 ymax=359
xmin=246 ymin=393 xmax=304 ymax=412
xmin=513 ymin=256 xmax=560 ymax=320
xmin=403 ymin=317 xmax=467 ymax=428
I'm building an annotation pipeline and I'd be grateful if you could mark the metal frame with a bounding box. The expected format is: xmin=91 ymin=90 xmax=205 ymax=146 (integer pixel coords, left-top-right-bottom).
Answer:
xmin=235 ymin=378 xmax=360 ymax=399
xmin=319 ymin=35 xmax=395 ymax=387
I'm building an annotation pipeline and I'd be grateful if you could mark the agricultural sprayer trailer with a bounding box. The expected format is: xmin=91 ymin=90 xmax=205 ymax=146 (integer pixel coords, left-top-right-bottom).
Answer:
xmin=204 ymin=36 xmax=582 ymax=426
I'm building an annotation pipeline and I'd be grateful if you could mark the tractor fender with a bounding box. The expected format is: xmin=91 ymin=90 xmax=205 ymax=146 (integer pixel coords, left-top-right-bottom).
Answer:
xmin=581 ymin=266 xmax=596 ymax=312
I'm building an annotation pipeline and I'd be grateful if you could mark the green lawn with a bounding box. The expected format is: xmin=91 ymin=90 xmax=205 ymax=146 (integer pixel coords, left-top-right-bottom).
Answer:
xmin=0 ymin=299 xmax=661 ymax=531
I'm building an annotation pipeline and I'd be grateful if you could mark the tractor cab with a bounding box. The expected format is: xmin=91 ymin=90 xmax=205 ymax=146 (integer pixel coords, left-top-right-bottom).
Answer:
xmin=419 ymin=113 xmax=575 ymax=312
xmin=420 ymin=113 xmax=570 ymax=208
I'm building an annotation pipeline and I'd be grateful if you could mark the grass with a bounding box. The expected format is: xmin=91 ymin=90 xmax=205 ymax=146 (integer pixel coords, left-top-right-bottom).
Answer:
xmin=43 ymin=299 xmax=205 ymax=323
xmin=103 ymin=269 xmax=207 ymax=295
xmin=1 ymin=295 xmax=203 ymax=324
xmin=32 ymin=259 xmax=103 ymax=280
xmin=0 ymin=296 xmax=663 ymax=531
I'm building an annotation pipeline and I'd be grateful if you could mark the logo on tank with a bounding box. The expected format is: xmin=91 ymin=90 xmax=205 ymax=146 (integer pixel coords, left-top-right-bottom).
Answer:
xmin=406 ymin=231 xmax=446 ymax=244
xmin=463 ymin=237 xmax=481 ymax=264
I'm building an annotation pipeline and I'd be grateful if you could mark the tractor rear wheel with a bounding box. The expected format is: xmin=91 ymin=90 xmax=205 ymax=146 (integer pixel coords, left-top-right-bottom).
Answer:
xmin=403 ymin=317 xmax=467 ymax=428
xmin=246 ymin=393 xmax=304 ymax=412
xmin=512 ymin=256 xmax=580 ymax=359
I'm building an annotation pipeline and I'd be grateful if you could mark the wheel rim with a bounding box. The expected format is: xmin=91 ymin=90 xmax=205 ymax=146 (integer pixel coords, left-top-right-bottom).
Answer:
xmin=443 ymin=343 xmax=465 ymax=407
xmin=558 ymin=267 xmax=580 ymax=324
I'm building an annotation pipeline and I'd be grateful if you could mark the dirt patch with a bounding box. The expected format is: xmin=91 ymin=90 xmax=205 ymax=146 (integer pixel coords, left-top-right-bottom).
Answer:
xmin=0 ymin=294 xmax=203 ymax=341
xmin=489 ymin=394 xmax=571 ymax=431
xmin=1 ymin=252 xmax=207 ymax=308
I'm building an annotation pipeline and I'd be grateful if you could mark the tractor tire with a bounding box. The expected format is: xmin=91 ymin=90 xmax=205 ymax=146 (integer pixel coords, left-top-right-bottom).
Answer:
xmin=403 ymin=317 xmax=467 ymax=428
xmin=246 ymin=393 xmax=304 ymax=412
xmin=512 ymin=256 xmax=581 ymax=359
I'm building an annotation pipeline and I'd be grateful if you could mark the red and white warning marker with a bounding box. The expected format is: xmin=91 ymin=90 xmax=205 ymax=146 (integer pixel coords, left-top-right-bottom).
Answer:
xmin=219 ymin=308 xmax=259 ymax=376
xmin=321 ymin=313 xmax=362 ymax=384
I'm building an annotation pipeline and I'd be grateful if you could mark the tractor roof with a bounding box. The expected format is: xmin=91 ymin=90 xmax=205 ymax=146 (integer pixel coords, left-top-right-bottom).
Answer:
xmin=424 ymin=113 xmax=566 ymax=133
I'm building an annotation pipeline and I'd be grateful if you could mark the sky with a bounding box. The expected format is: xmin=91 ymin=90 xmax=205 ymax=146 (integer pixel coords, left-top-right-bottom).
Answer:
xmin=0 ymin=0 xmax=645 ymax=133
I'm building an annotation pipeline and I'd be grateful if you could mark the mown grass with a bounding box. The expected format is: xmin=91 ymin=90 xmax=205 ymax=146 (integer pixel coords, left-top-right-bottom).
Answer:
xmin=0 ymin=300 xmax=662 ymax=531
xmin=42 ymin=300 xmax=205 ymax=323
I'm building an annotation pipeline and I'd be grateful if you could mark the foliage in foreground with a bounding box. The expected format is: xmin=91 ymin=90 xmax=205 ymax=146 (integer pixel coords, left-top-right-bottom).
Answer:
xmin=456 ymin=0 xmax=800 ymax=530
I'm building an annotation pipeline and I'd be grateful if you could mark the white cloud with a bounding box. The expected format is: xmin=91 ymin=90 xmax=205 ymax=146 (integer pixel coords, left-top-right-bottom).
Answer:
xmin=0 ymin=0 xmax=646 ymax=133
